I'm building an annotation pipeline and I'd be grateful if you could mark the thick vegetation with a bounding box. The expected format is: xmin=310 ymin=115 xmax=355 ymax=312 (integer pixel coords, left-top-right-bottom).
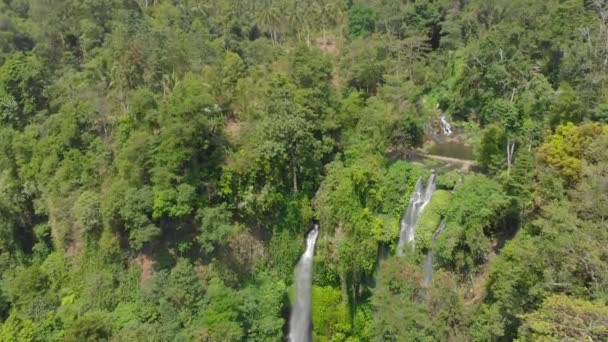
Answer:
xmin=0 ymin=0 xmax=607 ymax=341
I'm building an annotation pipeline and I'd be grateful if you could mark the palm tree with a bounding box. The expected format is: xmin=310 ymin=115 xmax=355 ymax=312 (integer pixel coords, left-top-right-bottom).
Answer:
xmin=286 ymin=0 xmax=305 ymax=43
xmin=316 ymin=0 xmax=339 ymax=42
xmin=299 ymin=0 xmax=316 ymax=46
xmin=256 ymin=0 xmax=281 ymax=45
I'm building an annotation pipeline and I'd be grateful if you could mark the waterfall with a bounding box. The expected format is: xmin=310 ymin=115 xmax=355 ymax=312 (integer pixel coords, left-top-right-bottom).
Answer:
xmin=288 ymin=224 xmax=320 ymax=342
xmin=432 ymin=218 xmax=447 ymax=241
xmin=422 ymin=251 xmax=434 ymax=287
xmin=422 ymin=219 xmax=446 ymax=287
xmin=397 ymin=177 xmax=423 ymax=255
xmin=397 ymin=173 xmax=437 ymax=255
xmin=439 ymin=115 xmax=452 ymax=136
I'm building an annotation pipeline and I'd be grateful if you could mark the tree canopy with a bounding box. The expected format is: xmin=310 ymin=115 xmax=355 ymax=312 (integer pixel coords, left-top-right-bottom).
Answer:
xmin=0 ymin=0 xmax=607 ymax=340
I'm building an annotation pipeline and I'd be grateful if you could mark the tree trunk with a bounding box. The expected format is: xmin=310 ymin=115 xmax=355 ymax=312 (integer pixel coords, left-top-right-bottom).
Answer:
xmin=384 ymin=21 xmax=391 ymax=40
xmin=506 ymin=137 xmax=516 ymax=176
xmin=292 ymin=163 xmax=298 ymax=194
xmin=306 ymin=30 xmax=311 ymax=47
xmin=351 ymin=275 xmax=358 ymax=308
xmin=290 ymin=147 xmax=299 ymax=193
xmin=340 ymin=271 xmax=349 ymax=306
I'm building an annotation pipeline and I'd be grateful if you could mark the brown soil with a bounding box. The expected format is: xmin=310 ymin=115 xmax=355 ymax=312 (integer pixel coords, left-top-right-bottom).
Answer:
xmin=225 ymin=119 xmax=242 ymax=140
xmin=463 ymin=252 xmax=497 ymax=306
xmin=217 ymin=230 xmax=266 ymax=276
xmin=316 ymin=34 xmax=339 ymax=55
xmin=133 ymin=254 xmax=155 ymax=290
xmin=420 ymin=153 xmax=475 ymax=173
xmin=65 ymin=239 xmax=82 ymax=258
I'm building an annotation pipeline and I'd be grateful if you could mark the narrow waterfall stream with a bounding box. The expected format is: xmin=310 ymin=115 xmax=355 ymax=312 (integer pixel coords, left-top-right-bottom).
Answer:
xmin=397 ymin=173 xmax=437 ymax=255
xmin=397 ymin=177 xmax=423 ymax=255
xmin=288 ymin=224 xmax=320 ymax=342
xmin=439 ymin=115 xmax=453 ymax=136
xmin=422 ymin=219 xmax=446 ymax=287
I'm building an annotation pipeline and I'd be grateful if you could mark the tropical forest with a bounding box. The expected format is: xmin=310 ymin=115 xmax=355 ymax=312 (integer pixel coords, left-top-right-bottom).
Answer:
xmin=0 ymin=0 xmax=607 ymax=341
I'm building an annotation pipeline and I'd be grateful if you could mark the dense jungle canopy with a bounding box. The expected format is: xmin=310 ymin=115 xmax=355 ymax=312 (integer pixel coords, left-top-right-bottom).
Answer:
xmin=0 ymin=0 xmax=607 ymax=341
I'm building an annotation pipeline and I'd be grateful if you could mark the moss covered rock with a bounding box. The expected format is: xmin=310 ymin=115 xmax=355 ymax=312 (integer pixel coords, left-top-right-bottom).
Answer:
xmin=415 ymin=189 xmax=451 ymax=253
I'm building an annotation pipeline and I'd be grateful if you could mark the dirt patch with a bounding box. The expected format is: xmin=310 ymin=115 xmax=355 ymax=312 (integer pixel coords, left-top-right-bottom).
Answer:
xmin=65 ymin=239 xmax=83 ymax=258
xmin=316 ymin=34 xmax=339 ymax=55
xmin=65 ymin=219 xmax=84 ymax=258
xmin=462 ymin=252 xmax=497 ymax=306
xmin=218 ymin=230 xmax=266 ymax=277
xmin=133 ymin=254 xmax=155 ymax=290
xmin=421 ymin=153 xmax=475 ymax=173
xmin=406 ymin=150 xmax=475 ymax=173
xmin=225 ymin=119 xmax=242 ymax=141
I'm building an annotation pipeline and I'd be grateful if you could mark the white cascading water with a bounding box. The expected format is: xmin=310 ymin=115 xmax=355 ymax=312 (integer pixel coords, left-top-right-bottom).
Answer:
xmin=422 ymin=218 xmax=446 ymax=287
xmin=397 ymin=177 xmax=424 ymax=255
xmin=439 ymin=115 xmax=452 ymax=136
xmin=288 ymin=224 xmax=320 ymax=342
xmin=397 ymin=173 xmax=437 ymax=255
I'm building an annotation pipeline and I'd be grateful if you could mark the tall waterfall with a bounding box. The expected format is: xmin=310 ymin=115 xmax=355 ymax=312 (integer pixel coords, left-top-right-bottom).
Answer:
xmin=397 ymin=173 xmax=437 ymax=255
xmin=422 ymin=219 xmax=446 ymax=287
xmin=288 ymin=224 xmax=320 ymax=342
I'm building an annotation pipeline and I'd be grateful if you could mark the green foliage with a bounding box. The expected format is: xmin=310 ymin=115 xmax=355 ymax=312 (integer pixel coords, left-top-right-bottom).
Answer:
xmin=314 ymin=157 xmax=427 ymax=299
xmin=517 ymin=295 xmax=608 ymax=341
xmin=537 ymin=123 xmax=607 ymax=184
xmin=472 ymin=197 xmax=608 ymax=340
xmin=0 ymin=198 xmax=19 ymax=254
xmin=290 ymin=47 xmax=333 ymax=91
xmin=119 ymin=186 xmax=159 ymax=250
xmin=240 ymin=274 xmax=286 ymax=341
xmin=372 ymin=257 xmax=436 ymax=341
xmin=0 ymin=52 xmax=47 ymax=128
xmin=389 ymin=117 xmax=424 ymax=153
xmin=415 ymin=189 xmax=451 ymax=252
xmin=0 ymin=314 xmax=36 ymax=342
xmin=199 ymin=277 xmax=244 ymax=341
xmin=476 ymin=124 xmax=506 ymax=174
xmin=340 ymin=38 xmax=385 ymax=93
xmin=427 ymin=272 xmax=467 ymax=339
xmin=64 ymin=311 xmax=112 ymax=342
xmin=379 ymin=161 xmax=426 ymax=219
xmin=0 ymin=0 xmax=607 ymax=340
xmin=163 ymin=259 xmax=204 ymax=319
xmin=348 ymin=5 xmax=375 ymax=39
xmin=435 ymin=175 xmax=510 ymax=274
xmin=312 ymin=286 xmax=352 ymax=341
xmin=571 ymin=133 xmax=608 ymax=221
xmin=436 ymin=170 xmax=461 ymax=190
xmin=549 ymin=82 xmax=584 ymax=126
xmin=152 ymin=183 xmax=196 ymax=219
xmin=352 ymin=304 xmax=374 ymax=341
xmin=2 ymin=265 xmax=53 ymax=315
xmin=196 ymin=204 xmax=236 ymax=254
xmin=72 ymin=191 xmax=101 ymax=238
